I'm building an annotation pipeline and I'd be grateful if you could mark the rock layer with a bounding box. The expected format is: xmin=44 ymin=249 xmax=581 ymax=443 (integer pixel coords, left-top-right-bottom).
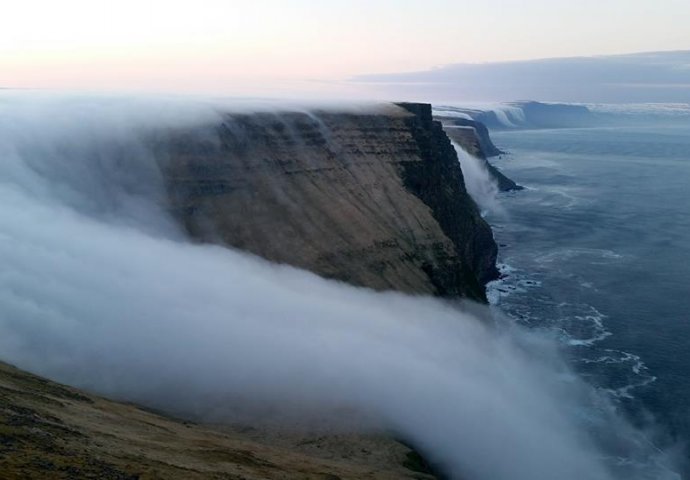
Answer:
xmin=155 ymin=102 xmax=498 ymax=301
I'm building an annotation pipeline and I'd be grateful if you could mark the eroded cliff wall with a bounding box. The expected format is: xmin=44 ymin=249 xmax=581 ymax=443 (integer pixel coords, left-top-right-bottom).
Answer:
xmin=153 ymin=102 xmax=498 ymax=301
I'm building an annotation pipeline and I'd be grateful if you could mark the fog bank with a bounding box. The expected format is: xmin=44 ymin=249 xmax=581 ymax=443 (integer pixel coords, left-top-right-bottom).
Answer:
xmin=451 ymin=141 xmax=502 ymax=215
xmin=353 ymin=50 xmax=690 ymax=103
xmin=0 ymin=94 xmax=679 ymax=480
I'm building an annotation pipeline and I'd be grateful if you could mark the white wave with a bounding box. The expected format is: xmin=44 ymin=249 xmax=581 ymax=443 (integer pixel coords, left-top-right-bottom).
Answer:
xmin=581 ymin=350 xmax=658 ymax=400
xmin=535 ymin=248 xmax=624 ymax=265
xmin=486 ymin=263 xmax=542 ymax=306
xmin=564 ymin=316 xmax=613 ymax=347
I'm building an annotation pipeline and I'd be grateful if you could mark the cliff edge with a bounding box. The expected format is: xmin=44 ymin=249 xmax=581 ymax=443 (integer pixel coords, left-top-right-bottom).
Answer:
xmin=156 ymin=102 xmax=498 ymax=301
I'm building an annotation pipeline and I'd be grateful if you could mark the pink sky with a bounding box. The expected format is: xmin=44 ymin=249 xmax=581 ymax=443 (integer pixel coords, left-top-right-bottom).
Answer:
xmin=3 ymin=0 xmax=689 ymax=98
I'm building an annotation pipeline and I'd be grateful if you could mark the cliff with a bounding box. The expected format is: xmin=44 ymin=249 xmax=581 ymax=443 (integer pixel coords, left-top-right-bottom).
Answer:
xmin=437 ymin=118 xmax=503 ymax=157
xmin=506 ymin=101 xmax=593 ymax=128
xmin=155 ymin=102 xmax=498 ymax=301
xmin=435 ymin=101 xmax=594 ymax=130
xmin=1 ymin=102 xmax=499 ymax=479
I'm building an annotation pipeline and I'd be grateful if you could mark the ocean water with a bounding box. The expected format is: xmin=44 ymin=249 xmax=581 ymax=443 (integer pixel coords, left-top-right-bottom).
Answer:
xmin=487 ymin=124 xmax=690 ymax=472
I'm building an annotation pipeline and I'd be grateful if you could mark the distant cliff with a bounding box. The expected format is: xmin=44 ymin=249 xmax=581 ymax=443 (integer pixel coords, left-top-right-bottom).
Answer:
xmin=154 ymin=102 xmax=498 ymax=301
xmin=435 ymin=101 xmax=594 ymax=130
xmin=440 ymin=123 xmax=522 ymax=192
xmin=439 ymin=118 xmax=504 ymax=157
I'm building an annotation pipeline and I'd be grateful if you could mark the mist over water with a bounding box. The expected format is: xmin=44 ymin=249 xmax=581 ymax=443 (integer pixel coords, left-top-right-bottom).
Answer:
xmin=0 ymin=95 xmax=680 ymax=480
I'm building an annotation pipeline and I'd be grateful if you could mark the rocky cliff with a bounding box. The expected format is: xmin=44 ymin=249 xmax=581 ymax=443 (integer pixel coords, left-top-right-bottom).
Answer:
xmin=435 ymin=101 xmax=594 ymax=130
xmin=1 ymin=101 xmax=500 ymax=479
xmin=154 ymin=102 xmax=498 ymax=301
xmin=438 ymin=118 xmax=503 ymax=157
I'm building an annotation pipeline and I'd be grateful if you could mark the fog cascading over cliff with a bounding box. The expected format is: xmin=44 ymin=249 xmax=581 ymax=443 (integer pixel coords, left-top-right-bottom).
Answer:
xmin=0 ymin=95 xmax=679 ymax=480
xmin=450 ymin=141 xmax=502 ymax=215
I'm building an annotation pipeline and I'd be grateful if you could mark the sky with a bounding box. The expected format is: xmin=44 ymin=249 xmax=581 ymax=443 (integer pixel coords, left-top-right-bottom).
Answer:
xmin=2 ymin=0 xmax=690 ymax=100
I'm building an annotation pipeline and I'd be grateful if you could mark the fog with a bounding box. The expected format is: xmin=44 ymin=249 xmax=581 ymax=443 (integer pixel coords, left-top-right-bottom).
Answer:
xmin=451 ymin=141 xmax=502 ymax=215
xmin=0 ymin=94 xmax=679 ymax=480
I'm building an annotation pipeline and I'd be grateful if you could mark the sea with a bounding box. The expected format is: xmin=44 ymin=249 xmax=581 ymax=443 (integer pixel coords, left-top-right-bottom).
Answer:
xmin=486 ymin=121 xmax=690 ymax=476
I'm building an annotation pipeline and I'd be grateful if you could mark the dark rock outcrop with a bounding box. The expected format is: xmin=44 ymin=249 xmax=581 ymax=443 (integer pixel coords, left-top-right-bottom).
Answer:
xmin=396 ymin=103 xmax=499 ymax=290
xmin=154 ymin=103 xmax=498 ymax=302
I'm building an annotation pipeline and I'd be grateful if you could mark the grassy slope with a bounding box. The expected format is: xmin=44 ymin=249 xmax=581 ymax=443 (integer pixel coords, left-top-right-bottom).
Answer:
xmin=0 ymin=362 xmax=435 ymax=480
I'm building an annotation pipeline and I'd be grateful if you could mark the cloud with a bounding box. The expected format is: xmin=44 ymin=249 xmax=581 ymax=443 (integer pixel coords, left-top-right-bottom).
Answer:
xmin=351 ymin=50 xmax=690 ymax=103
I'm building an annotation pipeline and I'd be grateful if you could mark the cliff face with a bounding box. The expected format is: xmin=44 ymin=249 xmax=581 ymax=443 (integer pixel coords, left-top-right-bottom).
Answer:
xmin=154 ymin=102 xmax=498 ymax=301
xmin=396 ymin=103 xmax=499 ymax=289
xmin=436 ymin=101 xmax=594 ymax=130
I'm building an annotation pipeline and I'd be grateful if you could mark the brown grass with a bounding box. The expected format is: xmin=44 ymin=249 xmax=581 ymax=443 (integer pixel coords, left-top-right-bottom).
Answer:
xmin=0 ymin=362 xmax=435 ymax=479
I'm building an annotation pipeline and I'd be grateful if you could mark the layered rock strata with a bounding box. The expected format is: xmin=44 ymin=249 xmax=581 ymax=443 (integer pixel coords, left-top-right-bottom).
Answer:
xmin=155 ymin=102 xmax=499 ymax=301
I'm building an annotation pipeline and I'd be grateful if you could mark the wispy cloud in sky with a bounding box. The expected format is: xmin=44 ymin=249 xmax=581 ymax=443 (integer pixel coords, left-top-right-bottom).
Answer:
xmin=2 ymin=1 xmax=689 ymax=97
xmin=352 ymin=51 xmax=690 ymax=103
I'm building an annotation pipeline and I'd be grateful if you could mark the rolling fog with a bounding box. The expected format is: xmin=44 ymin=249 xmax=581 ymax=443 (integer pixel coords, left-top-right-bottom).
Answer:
xmin=0 ymin=94 xmax=678 ymax=480
xmin=451 ymin=141 xmax=502 ymax=216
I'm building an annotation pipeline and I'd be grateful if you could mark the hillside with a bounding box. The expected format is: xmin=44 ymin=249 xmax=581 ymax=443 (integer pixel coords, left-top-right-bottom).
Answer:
xmin=0 ymin=361 xmax=436 ymax=479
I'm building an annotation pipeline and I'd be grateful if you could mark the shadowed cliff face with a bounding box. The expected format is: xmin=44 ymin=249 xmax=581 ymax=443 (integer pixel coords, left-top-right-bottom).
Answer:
xmin=153 ymin=103 xmax=497 ymax=301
